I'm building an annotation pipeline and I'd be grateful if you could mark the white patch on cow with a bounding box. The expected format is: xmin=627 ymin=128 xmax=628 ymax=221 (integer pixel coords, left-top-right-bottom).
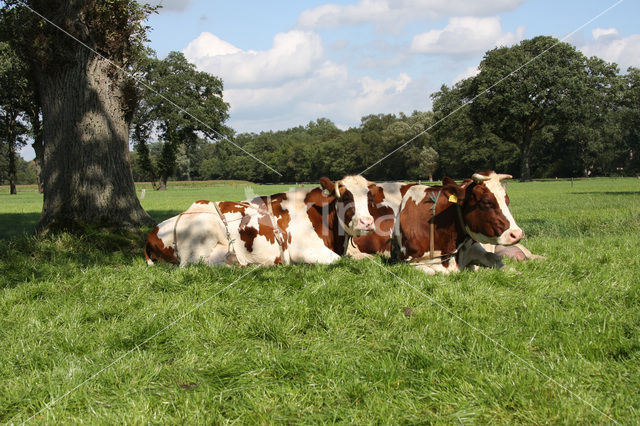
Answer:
xmin=282 ymin=188 xmax=342 ymax=264
xmin=480 ymin=173 xmax=523 ymax=245
xmin=337 ymin=175 xmax=375 ymax=236
xmin=376 ymin=182 xmax=404 ymax=215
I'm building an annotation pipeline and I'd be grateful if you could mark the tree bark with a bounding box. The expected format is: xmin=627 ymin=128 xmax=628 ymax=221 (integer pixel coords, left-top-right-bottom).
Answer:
xmin=29 ymin=105 xmax=44 ymax=193
xmin=159 ymin=175 xmax=168 ymax=191
xmin=7 ymin=133 xmax=17 ymax=195
xmin=35 ymin=49 xmax=154 ymax=232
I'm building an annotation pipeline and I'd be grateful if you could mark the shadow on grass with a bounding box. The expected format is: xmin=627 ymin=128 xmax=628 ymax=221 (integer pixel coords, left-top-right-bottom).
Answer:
xmin=0 ymin=213 xmax=41 ymax=239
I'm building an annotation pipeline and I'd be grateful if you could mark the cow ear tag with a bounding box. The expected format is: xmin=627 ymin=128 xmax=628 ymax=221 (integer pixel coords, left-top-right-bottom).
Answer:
xmin=448 ymin=194 xmax=458 ymax=203
xmin=322 ymin=189 xmax=331 ymax=197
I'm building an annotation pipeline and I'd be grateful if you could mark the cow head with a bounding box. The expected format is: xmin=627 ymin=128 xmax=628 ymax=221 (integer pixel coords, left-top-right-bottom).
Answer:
xmin=443 ymin=171 xmax=523 ymax=245
xmin=319 ymin=175 xmax=376 ymax=236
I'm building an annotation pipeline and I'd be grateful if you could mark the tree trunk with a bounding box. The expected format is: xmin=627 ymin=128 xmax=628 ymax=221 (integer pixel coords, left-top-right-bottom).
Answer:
xmin=30 ymin=108 xmax=45 ymax=194
xmin=159 ymin=175 xmax=168 ymax=191
xmin=35 ymin=49 xmax=154 ymax=232
xmin=8 ymin=134 xmax=17 ymax=195
xmin=519 ymin=130 xmax=532 ymax=182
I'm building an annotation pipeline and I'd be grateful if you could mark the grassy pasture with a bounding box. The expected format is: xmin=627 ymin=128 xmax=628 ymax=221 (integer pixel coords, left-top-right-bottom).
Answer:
xmin=0 ymin=178 xmax=639 ymax=424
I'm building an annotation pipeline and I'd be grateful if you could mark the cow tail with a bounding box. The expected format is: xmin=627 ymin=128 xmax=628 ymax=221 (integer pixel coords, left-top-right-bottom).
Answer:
xmin=389 ymin=237 xmax=401 ymax=263
xmin=144 ymin=241 xmax=155 ymax=266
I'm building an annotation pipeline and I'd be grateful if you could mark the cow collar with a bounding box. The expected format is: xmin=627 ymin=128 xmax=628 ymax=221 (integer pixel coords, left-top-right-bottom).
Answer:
xmin=410 ymin=187 xmax=471 ymax=265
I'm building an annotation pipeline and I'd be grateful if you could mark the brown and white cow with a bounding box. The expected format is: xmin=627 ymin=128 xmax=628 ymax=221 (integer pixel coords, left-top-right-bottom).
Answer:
xmin=348 ymin=182 xmax=415 ymax=258
xmin=392 ymin=171 xmax=524 ymax=274
xmin=144 ymin=175 xmax=376 ymax=267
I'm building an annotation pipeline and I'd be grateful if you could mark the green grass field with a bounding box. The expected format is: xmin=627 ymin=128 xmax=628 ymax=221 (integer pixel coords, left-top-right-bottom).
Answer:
xmin=0 ymin=178 xmax=639 ymax=423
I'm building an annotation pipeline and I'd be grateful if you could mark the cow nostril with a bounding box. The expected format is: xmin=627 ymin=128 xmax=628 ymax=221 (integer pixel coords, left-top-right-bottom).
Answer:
xmin=359 ymin=217 xmax=374 ymax=228
xmin=510 ymin=229 xmax=523 ymax=242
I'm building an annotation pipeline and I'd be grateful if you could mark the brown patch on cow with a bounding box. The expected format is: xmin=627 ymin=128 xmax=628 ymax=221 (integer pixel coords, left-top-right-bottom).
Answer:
xmin=397 ymin=186 xmax=462 ymax=262
xmin=304 ymin=187 xmax=345 ymax=254
xmin=218 ymin=201 xmax=247 ymax=215
xmin=319 ymin=177 xmax=335 ymax=196
xmin=462 ymin=182 xmax=510 ymax=238
xmin=274 ymin=256 xmax=283 ymax=265
xmin=195 ymin=200 xmax=210 ymax=205
xmin=145 ymin=226 xmax=178 ymax=264
xmin=238 ymin=214 xmax=258 ymax=252
xmin=255 ymin=193 xmax=290 ymax=250
xmin=399 ymin=183 xmax=416 ymax=198
xmin=353 ymin=185 xmax=395 ymax=254
xmin=257 ymin=211 xmax=277 ymax=244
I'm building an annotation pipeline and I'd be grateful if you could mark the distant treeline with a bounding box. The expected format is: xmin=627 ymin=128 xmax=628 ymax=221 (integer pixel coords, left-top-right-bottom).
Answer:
xmin=131 ymin=36 xmax=640 ymax=184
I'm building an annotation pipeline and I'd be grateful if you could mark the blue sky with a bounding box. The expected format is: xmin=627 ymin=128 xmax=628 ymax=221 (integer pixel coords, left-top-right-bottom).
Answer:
xmin=141 ymin=0 xmax=639 ymax=135
xmin=15 ymin=0 xmax=640 ymax=160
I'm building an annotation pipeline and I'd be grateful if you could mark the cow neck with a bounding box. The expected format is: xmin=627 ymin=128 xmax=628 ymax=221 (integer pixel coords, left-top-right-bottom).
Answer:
xmin=413 ymin=186 xmax=469 ymax=265
xmin=213 ymin=201 xmax=238 ymax=256
xmin=263 ymin=195 xmax=286 ymax=260
xmin=306 ymin=189 xmax=346 ymax=255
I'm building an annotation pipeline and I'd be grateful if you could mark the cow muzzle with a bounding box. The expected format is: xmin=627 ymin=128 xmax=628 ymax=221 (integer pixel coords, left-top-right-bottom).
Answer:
xmin=499 ymin=228 xmax=524 ymax=245
xmin=350 ymin=215 xmax=375 ymax=236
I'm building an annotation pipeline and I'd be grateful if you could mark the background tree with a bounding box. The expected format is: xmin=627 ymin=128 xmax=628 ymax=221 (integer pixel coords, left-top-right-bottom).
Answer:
xmin=1 ymin=0 xmax=156 ymax=231
xmin=621 ymin=67 xmax=640 ymax=174
xmin=470 ymin=36 xmax=591 ymax=181
xmin=418 ymin=146 xmax=439 ymax=181
xmin=0 ymin=41 xmax=31 ymax=194
xmin=132 ymin=51 xmax=230 ymax=190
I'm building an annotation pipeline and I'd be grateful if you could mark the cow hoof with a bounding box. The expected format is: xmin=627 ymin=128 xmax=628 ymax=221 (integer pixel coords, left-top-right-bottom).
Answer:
xmin=224 ymin=253 xmax=239 ymax=266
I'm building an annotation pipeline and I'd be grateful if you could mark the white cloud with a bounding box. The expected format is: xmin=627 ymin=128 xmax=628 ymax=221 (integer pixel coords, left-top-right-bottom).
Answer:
xmin=580 ymin=28 xmax=640 ymax=71
xmin=452 ymin=66 xmax=479 ymax=84
xmin=592 ymin=27 xmax=619 ymax=40
xmin=411 ymin=16 xmax=525 ymax=55
xmin=183 ymin=31 xmax=421 ymax=133
xmin=297 ymin=0 xmax=526 ymax=31
xmin=184 ymin=31 xmax=324 ymax=87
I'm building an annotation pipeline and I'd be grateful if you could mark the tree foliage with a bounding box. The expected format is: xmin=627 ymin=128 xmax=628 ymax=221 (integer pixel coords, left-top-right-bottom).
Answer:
xmin=131 ymin=51 xmax=230 ymax=190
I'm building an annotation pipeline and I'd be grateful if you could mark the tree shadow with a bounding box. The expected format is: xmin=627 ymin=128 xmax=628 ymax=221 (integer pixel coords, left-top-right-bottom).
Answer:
xmin=0 ymin=212 xmax=41 ymax=239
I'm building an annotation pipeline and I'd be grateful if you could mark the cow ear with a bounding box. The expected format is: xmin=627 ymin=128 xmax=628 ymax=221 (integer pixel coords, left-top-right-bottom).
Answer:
xmin=442 ymin=177 xmax=465 ymax=205
xmin=319 ymin=177 xmax=335 ymax=197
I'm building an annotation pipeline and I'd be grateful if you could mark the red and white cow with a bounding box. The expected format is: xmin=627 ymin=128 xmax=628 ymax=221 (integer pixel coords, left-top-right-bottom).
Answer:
xmin=144 ymin=175 xmax=376 ymax=267
xmin=392 ymin=171 xmax=525 ymax=274
xmin=348 ymin=182 xmax=415 ymax=258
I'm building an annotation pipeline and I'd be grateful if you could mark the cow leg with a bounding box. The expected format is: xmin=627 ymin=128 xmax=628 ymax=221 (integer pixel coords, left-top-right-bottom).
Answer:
xmin=345 ymin=243 xmax=374 ymax=260
xmin=311 ymin=249 xmax=341 ymax=264
xmin=459 ymin=241 xmax=505 ymax=270
xmin=414 ymin=264 xmax=437 ymax=275
xmin=514 ymin=243 xmax=546 ymax=261
xmin=204 ymin=243 xmax=236 ymax=266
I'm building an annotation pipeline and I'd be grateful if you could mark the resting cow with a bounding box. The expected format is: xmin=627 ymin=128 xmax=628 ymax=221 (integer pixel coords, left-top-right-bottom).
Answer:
xmin=392 ymin=171 xmax=525 ymax=274
xmin=349 ymin=178 xmax=541 ymax=264
xmin=348 ymin=182 xmax=415 ymax=258
xmin=144 ymin=175 xmax=376 ymax=267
